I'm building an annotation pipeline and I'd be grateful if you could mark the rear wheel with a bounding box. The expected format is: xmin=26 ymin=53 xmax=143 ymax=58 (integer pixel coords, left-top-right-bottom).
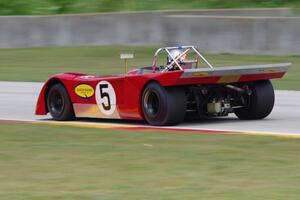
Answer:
xmin=142 ymin=82 xmax=186 ymax=126
xmin=47 ymin=83 xmax=74 ymax=121
xmin=234 ymin=80 xmax=274 ymax=120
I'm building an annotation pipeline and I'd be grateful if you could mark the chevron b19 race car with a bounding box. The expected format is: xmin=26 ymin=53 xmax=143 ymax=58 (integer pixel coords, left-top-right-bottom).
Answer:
xmin=35 ymin=46 xmax=291 ymax=125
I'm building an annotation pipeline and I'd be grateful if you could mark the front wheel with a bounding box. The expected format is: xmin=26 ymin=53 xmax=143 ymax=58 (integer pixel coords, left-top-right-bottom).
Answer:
xmin=234 ymin=80 xmax=274 ymax=120
xmin=142 ymin=82 xmax=186 ymax=126
xmin=46 ymin=83 xmax=75 ymax=121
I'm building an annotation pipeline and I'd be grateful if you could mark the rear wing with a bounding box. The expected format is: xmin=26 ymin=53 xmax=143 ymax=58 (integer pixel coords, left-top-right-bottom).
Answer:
xmin=181 ymin=63 xmax=291 ymax=78
xmin=179 ymin=63 xmax=291 ymax=84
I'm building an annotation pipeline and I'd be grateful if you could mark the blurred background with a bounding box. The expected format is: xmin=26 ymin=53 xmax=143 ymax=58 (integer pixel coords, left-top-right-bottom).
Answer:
xmin=0 ymin=0 xmax=300 ymax=53
xmin=0 ymin=0 xmax=300 ymax=15
xmin=0 ymin=0 xmax=299 ymax=88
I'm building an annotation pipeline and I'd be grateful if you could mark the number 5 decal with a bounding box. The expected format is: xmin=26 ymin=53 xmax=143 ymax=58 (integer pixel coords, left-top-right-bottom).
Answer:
xmin=96 ymin=81 xmax=116 ymax=115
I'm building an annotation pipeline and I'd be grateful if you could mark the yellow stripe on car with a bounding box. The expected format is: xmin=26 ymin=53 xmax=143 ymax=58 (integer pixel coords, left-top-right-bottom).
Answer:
xmin=218 ymin=75 xmax=241 ymax=83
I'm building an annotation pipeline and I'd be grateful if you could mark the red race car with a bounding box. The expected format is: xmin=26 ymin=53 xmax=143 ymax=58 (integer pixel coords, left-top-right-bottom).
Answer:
xmin=36 ymin=46 xmax=291 ymax=125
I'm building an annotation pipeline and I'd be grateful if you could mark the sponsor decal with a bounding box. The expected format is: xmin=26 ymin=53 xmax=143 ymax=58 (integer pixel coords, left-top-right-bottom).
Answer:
xmin=262 ymin=67 xmax=279 ymax=72
xmin=218 ymin=75 xmax=241 ymax=83
xmin=95 ymin=81 xmax=117 ymax=115
xmin=75 ymin=84 xmax=94 ymax=98
xmin=192 ymin=72 xmax=209 ymax=76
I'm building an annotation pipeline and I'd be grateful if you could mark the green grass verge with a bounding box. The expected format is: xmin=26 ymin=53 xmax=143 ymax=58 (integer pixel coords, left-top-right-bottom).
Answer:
xmin=0 ymin=45 xmax=298 ymax=90
xmin=0 ymin=122 xmax=299 ymax=200
xmin=1 ymin=0 xmax=300 ymax=15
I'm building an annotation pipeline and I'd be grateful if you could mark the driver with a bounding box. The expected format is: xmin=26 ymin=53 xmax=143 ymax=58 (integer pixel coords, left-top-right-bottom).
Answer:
xmin=167 ymin=49 xmax=187 ymax=70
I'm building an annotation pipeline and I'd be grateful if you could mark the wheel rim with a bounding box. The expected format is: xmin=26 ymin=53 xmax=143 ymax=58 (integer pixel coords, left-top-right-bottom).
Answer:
xmin=49 ymin=90 xmax=65 ymax=115
xmin=144 ymin=90 xmax=160 ymax=118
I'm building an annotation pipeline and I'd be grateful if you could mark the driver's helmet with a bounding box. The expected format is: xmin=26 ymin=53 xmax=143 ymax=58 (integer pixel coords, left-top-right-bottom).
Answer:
xmin=167 ymin=49 xmax=187 ymax=64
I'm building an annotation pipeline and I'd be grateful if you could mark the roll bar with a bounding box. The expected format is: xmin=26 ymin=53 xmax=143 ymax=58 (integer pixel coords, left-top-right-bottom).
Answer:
xmin=152 ymin=46 xmax=214 ymax=72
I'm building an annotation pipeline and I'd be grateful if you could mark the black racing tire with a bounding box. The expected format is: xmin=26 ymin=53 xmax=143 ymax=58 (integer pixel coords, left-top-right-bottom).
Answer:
xmin=46 ymin=83 xmax=75 ymax=121
xmin=142 ymin=82 xmax=186 ymax=126
xmin=234 ymin=80 xmax=274 ymax=120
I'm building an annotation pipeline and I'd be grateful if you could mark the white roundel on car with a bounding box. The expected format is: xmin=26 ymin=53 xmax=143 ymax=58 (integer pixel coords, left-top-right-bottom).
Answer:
xmin=95 ymin=81 xmax=116 ymax=115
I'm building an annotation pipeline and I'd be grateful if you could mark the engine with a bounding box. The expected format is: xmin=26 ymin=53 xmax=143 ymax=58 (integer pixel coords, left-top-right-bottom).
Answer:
xmin=186 ymin=84 xmax=251 ymax=118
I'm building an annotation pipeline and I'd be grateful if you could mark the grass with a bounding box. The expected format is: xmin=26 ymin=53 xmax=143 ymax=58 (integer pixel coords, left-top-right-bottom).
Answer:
xmin=1 ymin=0 xmax=300 ymax=15
xmin=0 ymin=122 xmax=299 ymax=199
xmin=0 ymin=45 xmax=298 ymax=90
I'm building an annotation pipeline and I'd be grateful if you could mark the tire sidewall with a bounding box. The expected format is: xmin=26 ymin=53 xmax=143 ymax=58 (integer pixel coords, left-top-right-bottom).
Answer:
xmin=142 ymin=82 xmax=168 ymax=125
xmin=235 ymin=80 xmax=274 ymax=120
xmin=47 ymin=84 xmax=74 ymax=121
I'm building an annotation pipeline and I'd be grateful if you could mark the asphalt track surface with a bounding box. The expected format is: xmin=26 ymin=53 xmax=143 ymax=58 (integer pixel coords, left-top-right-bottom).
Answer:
xmin=0 ymin=81 xmax=300 ymax=137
